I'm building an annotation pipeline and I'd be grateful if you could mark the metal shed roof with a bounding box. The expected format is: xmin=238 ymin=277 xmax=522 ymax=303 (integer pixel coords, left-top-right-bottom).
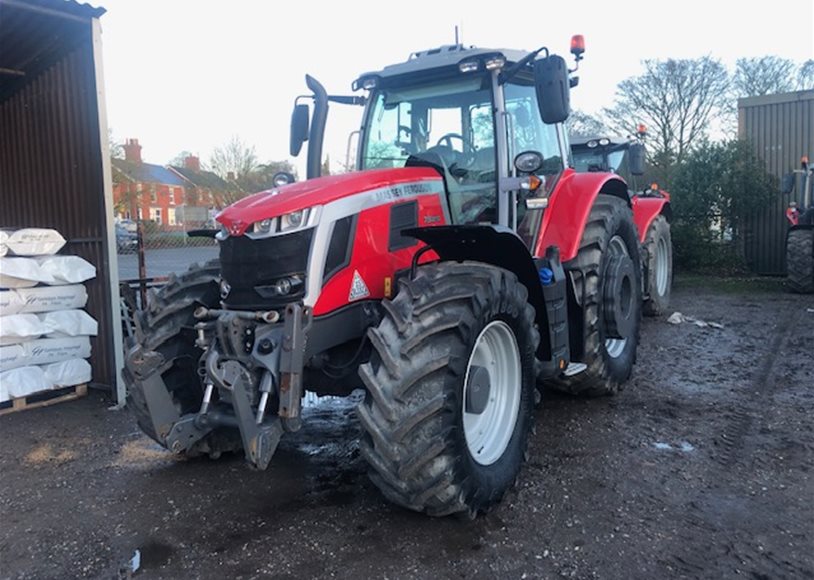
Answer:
xmin=0 ymin=0 xmax=106 ymax=100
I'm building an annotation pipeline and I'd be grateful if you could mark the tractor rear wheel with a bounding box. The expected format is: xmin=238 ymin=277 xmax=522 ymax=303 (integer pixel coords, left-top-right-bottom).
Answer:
xmin=552 ymin=195 xmax=642 ymax=397
xmin=357 ymin=262 xmax=538 ymax=517
xmin=123 ymin=260 xmax=240 ymax=457
xmin=786 ymin=228 xmax=814 ymax=293
xmin=642 ymin=215 xmax=672 ymax=316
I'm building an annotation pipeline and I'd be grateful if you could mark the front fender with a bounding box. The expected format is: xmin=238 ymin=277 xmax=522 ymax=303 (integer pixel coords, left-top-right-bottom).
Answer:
xmin=535 ymin=170 xmax=631 ymax=261
xmin=632 ymin=196 xmax=671 ymax=243
xmin=404 ymin=225 xmax=546 ymax=330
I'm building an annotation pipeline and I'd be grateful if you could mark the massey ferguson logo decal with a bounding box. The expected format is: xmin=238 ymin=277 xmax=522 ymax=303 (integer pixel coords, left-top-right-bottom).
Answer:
xmin=373 ymin=182 xmax=434 ymax=202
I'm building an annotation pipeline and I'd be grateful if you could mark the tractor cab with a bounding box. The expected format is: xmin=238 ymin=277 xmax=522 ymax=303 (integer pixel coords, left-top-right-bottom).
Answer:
xmin=570 ymin=132 xmax=646 ymax=189
xmin=290 ymin=39 xmax=584 ymax=236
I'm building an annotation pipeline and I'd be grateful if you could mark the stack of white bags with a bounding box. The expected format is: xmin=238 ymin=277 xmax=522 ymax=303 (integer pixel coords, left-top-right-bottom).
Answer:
xmin=0 ymin=229 xmax=96 ymax=403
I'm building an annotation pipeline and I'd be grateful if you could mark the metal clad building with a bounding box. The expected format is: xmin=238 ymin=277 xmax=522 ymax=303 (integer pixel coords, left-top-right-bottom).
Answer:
xmin=0 ymin=0 xmax=124 ymax=402
xmin=738 ymin=90 xmax=814 ymax=275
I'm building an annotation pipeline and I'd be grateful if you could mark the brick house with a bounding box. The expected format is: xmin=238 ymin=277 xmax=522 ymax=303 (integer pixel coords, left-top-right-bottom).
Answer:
xmin=168 ymin=155 xmax=239 ymax=226
xmin=112 ymin=138 xmax=188 ymax=229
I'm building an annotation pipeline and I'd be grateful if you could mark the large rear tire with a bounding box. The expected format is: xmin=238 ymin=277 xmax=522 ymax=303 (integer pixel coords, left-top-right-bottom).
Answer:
xmin=642 ymin=214 xmax=672 ymax=316
xmin=552 ymin=195 xmax=642 ymax=397
xmin=786 ymin=228 xmax=814 ymax=294
xmin=123 ymin=261 xmax=240 ymax=456
xmin=357 ymin=262 xmax=538 ymax=517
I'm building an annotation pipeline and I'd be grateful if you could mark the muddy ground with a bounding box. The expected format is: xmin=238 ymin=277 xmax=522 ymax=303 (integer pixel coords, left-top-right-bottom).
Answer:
xmin=1 ymin=277 xmax=812 ymax=580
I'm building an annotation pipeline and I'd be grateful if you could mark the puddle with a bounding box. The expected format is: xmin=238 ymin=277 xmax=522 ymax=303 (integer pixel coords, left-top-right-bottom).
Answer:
xmin=652 ymin=441 xmax=695 ymax=452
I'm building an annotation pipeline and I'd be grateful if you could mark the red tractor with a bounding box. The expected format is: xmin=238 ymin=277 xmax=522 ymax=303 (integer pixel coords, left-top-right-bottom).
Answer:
xmin=125 ymin=37 xmax=661 ymax=517
xmin=782 ymin=155 xmax=814 ymax=293
xmin=570 ymin=127 xmax=672 ymax=315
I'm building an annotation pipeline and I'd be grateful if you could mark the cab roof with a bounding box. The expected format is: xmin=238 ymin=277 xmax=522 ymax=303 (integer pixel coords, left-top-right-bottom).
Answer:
xmin=353 ymin=44 xmax=530 ymax=90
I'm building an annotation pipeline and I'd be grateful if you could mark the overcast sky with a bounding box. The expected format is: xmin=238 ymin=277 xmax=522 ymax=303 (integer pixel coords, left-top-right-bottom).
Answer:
xmin=98 ymin=0 xmax=813 ymax=177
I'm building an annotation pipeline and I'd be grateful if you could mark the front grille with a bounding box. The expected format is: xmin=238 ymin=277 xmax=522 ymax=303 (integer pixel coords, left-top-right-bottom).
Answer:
xmin=219 ymin=229 xmax=313 ymax=309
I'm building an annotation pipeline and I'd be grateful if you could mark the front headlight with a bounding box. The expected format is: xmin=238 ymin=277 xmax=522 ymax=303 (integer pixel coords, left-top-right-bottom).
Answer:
xmin=246 ymin=207 xmax=320 ymax=239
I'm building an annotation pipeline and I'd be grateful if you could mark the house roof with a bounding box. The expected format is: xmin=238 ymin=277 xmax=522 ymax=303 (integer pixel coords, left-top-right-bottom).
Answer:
xmin=170 ymin=166 xmax=231 ymax=191
xmin=112 ymin=158 xmax=187 ymax=187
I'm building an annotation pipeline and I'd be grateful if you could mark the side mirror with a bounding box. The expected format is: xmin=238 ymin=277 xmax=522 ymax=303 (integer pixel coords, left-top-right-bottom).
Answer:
xmin=781 ymin=173 xmax=795 ymax=194
xmin=290 ymin=104 xmax=310 ymax=157
xmin=534 ymin=55 xmax=570 ymax=124
xmin=629 ymin=142 xmax=646 ymax=176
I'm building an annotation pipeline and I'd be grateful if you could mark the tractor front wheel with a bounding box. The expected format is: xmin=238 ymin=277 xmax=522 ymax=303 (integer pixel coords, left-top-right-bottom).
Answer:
xmin=356 ymin=262 xmax=538 ymax=517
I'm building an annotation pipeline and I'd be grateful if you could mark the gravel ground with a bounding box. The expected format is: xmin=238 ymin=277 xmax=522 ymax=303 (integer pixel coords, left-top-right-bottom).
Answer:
xmin=1 ymin=278 xmax=812 ymax=580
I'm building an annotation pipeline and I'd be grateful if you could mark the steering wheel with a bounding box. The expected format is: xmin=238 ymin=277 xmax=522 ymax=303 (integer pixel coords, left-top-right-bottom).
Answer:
xmin=436 ymin=133 xmax=464 ymax=150
xmin=433 ymin=133 xmax=477 ymax=169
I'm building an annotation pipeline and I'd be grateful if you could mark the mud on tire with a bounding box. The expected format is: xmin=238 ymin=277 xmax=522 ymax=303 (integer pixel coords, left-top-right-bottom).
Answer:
xmin=786 ymin=228 xmax=814 ymax=294
xmin=356 ymin=262 xmax=538 ymax=517
xmin=551 ymin=194 xmax=642 ymax=397
xmin=642 ymin=214 xmax=672 ymax=316
xmin=123 ymin=260 xmax=239 ymax=456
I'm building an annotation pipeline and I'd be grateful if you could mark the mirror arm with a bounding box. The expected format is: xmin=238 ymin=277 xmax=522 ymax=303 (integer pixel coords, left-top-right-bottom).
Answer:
xmin=499 ymin=46 xmax=549 ymax=85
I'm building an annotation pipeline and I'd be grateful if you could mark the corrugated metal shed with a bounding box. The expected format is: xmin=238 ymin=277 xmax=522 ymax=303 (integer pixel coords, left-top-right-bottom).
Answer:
xmin=0 ymin=0 xmax=124 ymax=402
xmin=738 ymin=90 xmax=814 ymax=275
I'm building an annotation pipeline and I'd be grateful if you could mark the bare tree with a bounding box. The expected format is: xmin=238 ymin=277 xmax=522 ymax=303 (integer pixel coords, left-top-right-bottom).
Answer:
xmin=209 ymin=136 xmax=259 ymax=179
xmin=798 ymin=59 xmax=814 ymax=90
xmin=733 ymin=56 xmax=796 ymax=97
xmin=108 ymin=128 xmax=123 ymax=159
xmin=169 ymin=150 xmax=196 ymax=167
xmin=566 ymin=109 xmax=609 ymax=137
xmin=603 ymin=57 xmax=730 ymax=170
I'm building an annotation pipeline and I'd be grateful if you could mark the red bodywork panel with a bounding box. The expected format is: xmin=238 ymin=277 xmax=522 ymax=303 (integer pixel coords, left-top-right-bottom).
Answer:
xmin=312 ymin=194 xmax=446 ymax=316
xmin=786 ymin=206 xmax=799 ymax=226
xmin=535 ymin=169 xmax=627 ymax=261
xmin=217 ymin=167 xmax=441 ymax=236
xmin=534 ymin=169 xmax=671 ymax=260
xmin=631 ymin=195 xmax=671 ymax=242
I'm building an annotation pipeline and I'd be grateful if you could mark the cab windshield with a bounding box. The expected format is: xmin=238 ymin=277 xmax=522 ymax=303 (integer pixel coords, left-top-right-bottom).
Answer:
xmin=360 ymin=76 xmax=497 ymax=224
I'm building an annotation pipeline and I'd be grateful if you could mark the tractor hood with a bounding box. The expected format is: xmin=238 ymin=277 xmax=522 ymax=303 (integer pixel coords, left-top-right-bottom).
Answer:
xmin=217 ymin=167 xmax=441 ymax=236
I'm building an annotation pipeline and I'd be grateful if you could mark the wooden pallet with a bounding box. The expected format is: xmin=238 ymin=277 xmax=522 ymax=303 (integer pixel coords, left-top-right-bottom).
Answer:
xmin=0 ymin=384 xmax=88 ymax=416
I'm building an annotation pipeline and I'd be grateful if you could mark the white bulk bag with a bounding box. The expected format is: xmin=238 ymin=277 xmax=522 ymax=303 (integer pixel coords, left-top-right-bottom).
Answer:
xmin=0 ymin=257 xmax=56 ymax=288
xmin=0 ymin=290 xmax=22 ymax=316
xmin=15 ymin=285 xmax=88 ymax=313
xmin=0 ymin=365 xmax=54 ymax=400
xmin=40 ymin=309 xmax=98 ymax=337
xmin=0 ymin=313 xmax=49 ymax=345
xmin=6 ymin=228 xmax=66 ymax=256
xmin=0 ymin=343 xmax=26 ymax=370
xmin=35 ymin=255 xmax=96 ymax=285
xmin=0 ymin=230 xmax=8 ymax=258
xmin=43 ymin=358 xmax=91 ymax=387
xmin=2 ymin=336 xmax=91 ymax=370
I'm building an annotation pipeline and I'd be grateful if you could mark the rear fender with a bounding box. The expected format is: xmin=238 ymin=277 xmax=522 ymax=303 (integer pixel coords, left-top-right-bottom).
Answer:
xmin=632 ymin=197 xmax=672 ymax=243
xmin=405 ymin=225 xmax=552 ymax=358
xmin=534 ymin=170 xmax=631 ymax=261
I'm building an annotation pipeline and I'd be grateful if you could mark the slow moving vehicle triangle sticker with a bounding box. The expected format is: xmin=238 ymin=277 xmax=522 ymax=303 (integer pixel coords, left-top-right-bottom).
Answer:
xmin=349 ymin=270 xmax=370 ymax=301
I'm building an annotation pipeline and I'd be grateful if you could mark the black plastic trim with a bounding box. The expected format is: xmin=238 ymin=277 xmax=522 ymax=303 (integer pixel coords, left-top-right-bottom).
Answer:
xmin=389 ymin=200 xmax=419 ymax=251
xmin=323 ymin=215 xmax=358 ymax=285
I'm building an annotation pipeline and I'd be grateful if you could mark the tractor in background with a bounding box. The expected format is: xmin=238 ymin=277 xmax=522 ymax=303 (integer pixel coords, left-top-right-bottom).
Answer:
xmin=125 ymin=35 xmax=655 ymax=517
xmin=570 ymin=126 xmax=672 ymax=315
xmin=782 ymin=156 xmax=814 ymax=293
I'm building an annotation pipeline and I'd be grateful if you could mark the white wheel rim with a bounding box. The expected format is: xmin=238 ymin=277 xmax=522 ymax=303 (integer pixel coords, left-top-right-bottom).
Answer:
xmin=462 ymin=320 xmax=522 ymax=466
xmin=605 ymin=235 xmax=630 ymax=359
xmin=655 ymin=236 xmax=669 ymax=296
